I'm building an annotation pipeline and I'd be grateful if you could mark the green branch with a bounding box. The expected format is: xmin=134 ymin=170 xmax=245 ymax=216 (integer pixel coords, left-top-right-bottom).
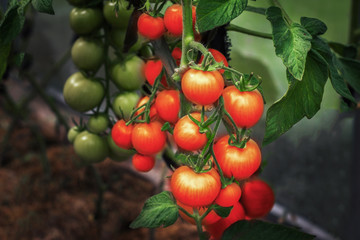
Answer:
xmin=227 ymin=24 xmax=273 ymax=40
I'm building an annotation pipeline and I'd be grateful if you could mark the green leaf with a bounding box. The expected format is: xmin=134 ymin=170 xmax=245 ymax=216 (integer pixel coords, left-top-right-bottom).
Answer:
xmin=213 ymin=204 xmax=232 ymax=218
xmin=130 ymin=191 xmax=179 ymax=229
xmin=263 ymin=50 xmax=328 ymax=145
xmin=0 ymin=3 xmax=27 ymax=45
xmin=328 ymin=42 xmax=357 ymax=59
xmin=311 ymin=37 xmax=355 ymax=103
xmin=197 ymin=0 xmax=248 ymax=33
xmin=32 ymin=0 xmax=54 ymax=15
xmin=13 ymin=52 xmax=25 ymax=67
xmin=300 ymin=17 xmax=327 ymax=36
xmin=266 ymin=7 xmax=312 ymax=80
xmin=222 ymin=220 xmax=315 ymax=240
xmin=339 ymin=57 xmax=360 ymax=95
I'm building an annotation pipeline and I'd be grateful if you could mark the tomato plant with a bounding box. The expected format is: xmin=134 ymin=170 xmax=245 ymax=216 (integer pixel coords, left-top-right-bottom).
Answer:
xmin=132 ymin=153 xmax=156 ymax=172
xmin=213 ymin=135 xmax=262 ymax=180
xmin=155 ymin=90 xmax=180 ymax=124
xmin=173 ymin=112 xmax=208 ymax=151
xmin=67 ymin=126 xmax=81 ymax=143
xmin=69 ymin=7 xmax=103 ymax=35
xmin=87 ymin=113 xmax=109 ymax=134
xmin=177 ymin=200 xmax=221 ymax=226
xmin=131 ymin=121 xmax=166 ymax=155
xmin=135 ymin=96 xmax=157 ymax=120
xmin=107 ymin=134 xmax=135 ymax=161
xmin=137 ymin=13 xmax=165 ymax=40
xmin=170 ymin=166 xmax=221 ymax=207
xmin=181 ymin=68 xmax=224 ymax=106
xmin=222 ymin=86 xmax=264 ymax=128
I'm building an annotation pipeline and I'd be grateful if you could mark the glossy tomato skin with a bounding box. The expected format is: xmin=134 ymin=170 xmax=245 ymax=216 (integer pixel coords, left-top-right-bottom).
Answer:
xmin=182 ymin=69 xmax=224 ymax=105
xmin=214 ymin=182 xmax=242 ymax=207
xmin=177 ymin=201 xmax=221 ymax=226
xmin=143 ymin=60 xmax=167 ymax=87
xmin=222 ymin=86 xmax=264 ymax=128
xmin=213 ymin=135 xmax=261 ymax=180
xmin=137 ymin=13 xmax=165 ymax=40
xmin=112 ymin=91 xmax=140 ymax=120
xmin=63 ymin=72 xmax=105 ymax=112
xmin=164 ymin=4 xmax=196 ymax=37
xmin=173 ymin=112 xmax=207 ymax=151
xmin=155 ymin=90 xmax=180 ymax=124
xmin=111 ymin=119 xmax=133 ymax=149
xmin=199 ymin=49 xmax=229 ymax=74
xmin=170 ymin=166 xmax=221 ymax=207
xmin=111 ymin=56 xmax=145 ymax=91
xmin=205 ymin=202 xmax=245 ymax=240
xmin=71 ymin=37 xmax=104 ymax=72
xmin=103 ymin=0 xmax=133 ymax=29
xmin=69 ymin=7 xmax=103 ymax=35
xmin=131 ymin=121 xmax=166 ymax=155
xmin=132 ymin=153 xmax=155 ymax=172
xmin=240 ymin=179 xmax=275 ymax=218
xmin=74 ymin=131 xmax=109 ymax=163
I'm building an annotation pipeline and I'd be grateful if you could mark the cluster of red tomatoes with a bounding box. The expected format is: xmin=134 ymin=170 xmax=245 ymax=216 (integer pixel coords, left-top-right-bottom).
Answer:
xmin=64 ymin=0 xmax=274 ymax=238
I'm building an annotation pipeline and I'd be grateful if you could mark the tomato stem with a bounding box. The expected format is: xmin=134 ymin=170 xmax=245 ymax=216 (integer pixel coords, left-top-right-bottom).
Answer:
xmin=226 ymin=24 xmax=272 ymax=40
xmin=180 ymin=0 xmax=195 ymax=67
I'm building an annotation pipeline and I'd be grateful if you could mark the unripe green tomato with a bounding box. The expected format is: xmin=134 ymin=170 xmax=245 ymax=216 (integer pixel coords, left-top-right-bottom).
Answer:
xmin=71 ymin=37 xmax=105 ymax=72
xmin=111 ymin=56 xmax=145 ymax=91
xmin=87 ymin=113 xmax=109 ymax=133
xmin=63 ymin=72 xmax=105 ymax=112
xmin=67 ymin=126 xmax=81 ymax=143
xmin=74 ymin=131 xmax=109 ymax=163
xmin=107 ymin=134 xmax=135 ymax=161
xmin=103 ymin=0 xmax=133 ymax=29
xmin=69 ymin=7 xmax=103 ymax=35
xmin=112 ymin=91 xmax=139 ymax=119
xmin=139 ymin=44 xmax=154 ymax=59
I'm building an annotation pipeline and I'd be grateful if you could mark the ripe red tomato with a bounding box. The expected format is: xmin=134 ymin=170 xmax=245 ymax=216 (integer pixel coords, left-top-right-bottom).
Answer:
xmin=181 ymin=69 xmax=224 ymax=105
xmin=214 ymin=183 xmax=242 ymax=207
xmin=173 ymin=112 xmax=208 ymax=151
xmin=177 ymin=201 xmax=221 ymax=226
xmin=205 ymin=202 xmax=245 ymax=240
xmin=199 ymin=49 xmax=229 ymax=74
xmin=171 ymin=47 xmax=182 ymax=66
xmin=131 ymin=121 xmax=166 ymax=155
xmin=155 ymin=90 xmax=180 ymax=124
xmin=164 ymin=4 xmax=196 ymax=37
xmin=111 ymin=119 xmax=133 ymax=149
xmin=240 ymin=179 xmax=275 ymax=218
xmin=213 ymin=135 xmax=261 ymax=180
xmin=170 ymin=166 xmax=221 ymax=207
xmin=137 ymin=13 xmax=165 ymax=40
xmin=135 ymin=96 xmax=157 ymax=119
xmin=222 ymin=86 xmax=264 ymax=128
xmin=132 ymin=153 xmax=156 ymax=172
xmin=143 ymin=59 xmax=168 ymax=87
